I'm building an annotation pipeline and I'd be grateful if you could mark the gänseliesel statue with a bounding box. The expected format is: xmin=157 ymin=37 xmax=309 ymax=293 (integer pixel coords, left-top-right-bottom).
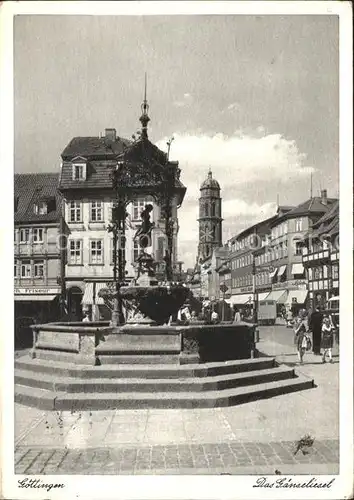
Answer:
xmin=134 ymin=203 xmax=154 ymax=249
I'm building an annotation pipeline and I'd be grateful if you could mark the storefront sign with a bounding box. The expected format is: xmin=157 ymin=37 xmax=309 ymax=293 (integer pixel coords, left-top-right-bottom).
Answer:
xmin=14 ymin=288 xmax=60 ymax=295
xmin=232 ymin=286 xmax=253 ymax=294
xmin=272 ymin=280 xmax=307 ymax=291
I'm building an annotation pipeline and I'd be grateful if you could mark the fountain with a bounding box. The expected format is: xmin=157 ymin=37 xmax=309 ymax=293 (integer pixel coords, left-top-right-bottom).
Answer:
xmin=15 ymin=95 xmax=313 ymax=410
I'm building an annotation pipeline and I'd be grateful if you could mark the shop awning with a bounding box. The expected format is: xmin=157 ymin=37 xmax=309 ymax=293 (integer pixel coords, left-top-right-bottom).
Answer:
xmin=269 ymin=268 xmax=278 ymax=278
xmin=278 ymin=265 xmax=287 ymax=276
xmin=82 ymin=282 xmax=108 ymax=305
xmin=15 ymin=294 xmax=57 ymax=302
xmin=258 ymin=292 xmax=270 ymax=301
xmin=291 ymin=263 xmax=304 ymax=275
xmin=266 ymin=290 xmax=287 ymax=303
xmin=286 ymin=290 xmax=308 ymax=305
xmin=226 ymin=294 xmax=253 ymax=305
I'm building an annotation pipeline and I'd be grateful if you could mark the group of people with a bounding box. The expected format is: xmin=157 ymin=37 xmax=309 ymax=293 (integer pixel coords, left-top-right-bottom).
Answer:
xmin=293 ymin=306 xmax=335 ymax=365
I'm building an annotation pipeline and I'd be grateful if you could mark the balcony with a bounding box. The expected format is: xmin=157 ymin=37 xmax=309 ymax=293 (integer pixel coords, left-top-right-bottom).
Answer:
xmin=302 ymin=249 xmax=330 ymax=265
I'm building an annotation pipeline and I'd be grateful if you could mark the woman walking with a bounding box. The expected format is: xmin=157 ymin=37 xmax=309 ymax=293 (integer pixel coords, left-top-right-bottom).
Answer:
xmin=321 ymin=316 xmax=334 ymax=363
xmin=294 ymin=314 xmax=308 ymax=365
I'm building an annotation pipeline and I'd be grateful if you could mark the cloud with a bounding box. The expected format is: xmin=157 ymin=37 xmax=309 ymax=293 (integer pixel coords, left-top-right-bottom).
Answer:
xmin=173 ymin=93 xmax=193 ymax=108
xmin=155 ymin=130 xmax=315 ymax=268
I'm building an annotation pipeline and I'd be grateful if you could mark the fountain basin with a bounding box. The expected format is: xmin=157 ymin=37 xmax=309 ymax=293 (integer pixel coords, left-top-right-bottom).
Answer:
xmin=99 ymin=284 xmax=190 ymax=325
xmin=29 ymin=321 xmax=257 ymax=366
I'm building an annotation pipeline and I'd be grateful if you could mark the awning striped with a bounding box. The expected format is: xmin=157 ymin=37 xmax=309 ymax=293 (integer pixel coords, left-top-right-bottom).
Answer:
xmin=82 ymin=282 xmax=109 ymax=305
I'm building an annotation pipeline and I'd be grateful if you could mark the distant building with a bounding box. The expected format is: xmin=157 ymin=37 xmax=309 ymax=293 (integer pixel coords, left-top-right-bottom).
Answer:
xmin=190 ymin=170 xmax=223 ymax=297
xmin=266 ymin=190 xmax=337 ymax=311
xmin=14 ymin=173 xmax=62 ymax=329
xmin=302 ymin=200 xmax=339 ymax=307
xmin=197 ymin=169 xmax=223 ymax=261
xmin=227 ymin=215 xmax=278 ymax=308
xmin=58 ymin=100 xmax=186 ymax=320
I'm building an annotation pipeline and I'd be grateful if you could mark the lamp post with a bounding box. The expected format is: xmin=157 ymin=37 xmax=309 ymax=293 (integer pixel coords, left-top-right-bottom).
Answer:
xmin=108 ymin=199 xmax=127 ymax=327
xmin=252 ymin=253 xmax=258 ymax=325
xmin=220 ymin=282 xmax=228 ymax=322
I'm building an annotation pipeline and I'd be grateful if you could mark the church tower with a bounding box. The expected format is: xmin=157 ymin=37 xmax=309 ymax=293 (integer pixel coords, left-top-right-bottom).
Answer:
xmin=197 ymin=169 xmax=222 ymax=261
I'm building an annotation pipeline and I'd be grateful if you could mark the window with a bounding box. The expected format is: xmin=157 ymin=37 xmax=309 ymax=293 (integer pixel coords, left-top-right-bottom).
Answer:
xmin=32 ymin=228 xmax=43 ymax=243
xmin=69 ymin=240 xmax=82 ymax=265
xmin=90 ymin=240 xmax=103 ymax=265
xmin=14 ymin=196 xmax=19 ymax=212
xmin=294 ymin=240 xmax=302 ymax=256
xmin=34 ymin=201 xmax=48 ymax=215
xmin=283 ymin=241 xmax=288 ymax=257
xmin=20 ymin=228 xmax=30 ymax=243
xmin=284 ymin=221 xmax=288 ymax=234
xmin=133 ymin=199 xmax=149 ymax=221
xmin=21 ymin=260 xmax=31 ymax=278
xmin=314 ymin=266 xmax=323 ymax=280
xmin=332 ymin=264 xmax=339 ymax=280
xmin=34 ymin=260 xmax=44 ymax=277
xmin=69 ymin=201 xmax=81 ymax=222
xmin=72 ymin=163 xmax=86 ymax=181
xmin=90 ymin=201 xmax=103 ymax=222
xmin=295 ymin=218 xmax=303 ymax=232
xmin=308 ymin=268 xmax=313 ymax=280
xmin=14 ymin=264 xmax=17 ymax=277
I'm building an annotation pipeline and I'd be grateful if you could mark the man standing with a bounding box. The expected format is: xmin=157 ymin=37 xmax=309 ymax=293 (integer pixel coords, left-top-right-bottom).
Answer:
xmin=309 ymin=306 xmax=323 ymax=355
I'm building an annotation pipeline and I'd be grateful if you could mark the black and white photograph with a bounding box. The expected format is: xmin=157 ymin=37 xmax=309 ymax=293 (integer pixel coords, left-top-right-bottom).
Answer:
xmin=1 ymin=1 xmax=352 ymax=499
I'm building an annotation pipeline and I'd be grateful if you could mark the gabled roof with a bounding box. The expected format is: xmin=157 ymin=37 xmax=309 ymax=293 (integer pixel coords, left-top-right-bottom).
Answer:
xmin=59 ymin=136 xmax=186 ymax=204
xmin=61 ymin=136 xmax=131 ymax=160
xmin=313 ymin=200 xmax=339 ymax=227
xmin=14 ymin=173 xmax=61 ymax=224
xmin=271 ymin=196 xmax=337 ymax=226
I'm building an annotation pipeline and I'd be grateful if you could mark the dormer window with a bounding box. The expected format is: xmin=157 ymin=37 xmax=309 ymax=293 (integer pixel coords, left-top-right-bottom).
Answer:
xmin=71 ymin=157 xmax=87 ymax=181
xmin=33 ymin=201 xmax=48 ymax=215
xmin=14 ymin=196 xmax=19 ymax=212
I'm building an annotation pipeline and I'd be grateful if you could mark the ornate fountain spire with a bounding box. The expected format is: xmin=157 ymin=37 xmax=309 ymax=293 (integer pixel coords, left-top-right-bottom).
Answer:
xmin=139 ymin=73 xmax=150 ymax=139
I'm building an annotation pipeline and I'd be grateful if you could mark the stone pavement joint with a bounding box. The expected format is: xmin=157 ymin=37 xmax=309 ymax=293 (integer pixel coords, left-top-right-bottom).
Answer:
xmin=15 ymin=439 xmax=339 ymax=475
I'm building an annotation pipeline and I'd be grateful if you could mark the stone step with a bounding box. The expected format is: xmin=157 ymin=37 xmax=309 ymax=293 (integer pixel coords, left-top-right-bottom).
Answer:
xmin=15 ymin=356 xmax=276 ymax=379
xmin=15 ymin=365 xmax=295 ymax=393
xmin=15 ymin=375 xmax=314 ymax=410
xmin=97 ymin=354 xmax=181 ymax=364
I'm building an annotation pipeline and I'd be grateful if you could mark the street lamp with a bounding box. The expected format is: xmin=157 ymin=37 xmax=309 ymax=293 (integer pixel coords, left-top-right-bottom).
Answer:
xmin=220 ymin=282 xmax=228 ymax=322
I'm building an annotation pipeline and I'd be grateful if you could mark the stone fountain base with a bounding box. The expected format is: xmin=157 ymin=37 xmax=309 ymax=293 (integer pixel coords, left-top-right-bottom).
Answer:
xmin=15 ymin=321 xmax=314 ymax=410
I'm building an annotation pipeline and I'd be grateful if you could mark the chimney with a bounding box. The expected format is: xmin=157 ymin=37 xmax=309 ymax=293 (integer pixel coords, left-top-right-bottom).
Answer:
xmin=321 ymin=189 xmax=328 ymax=205
xmin=105 ymin=128 xmax=116 ymax=142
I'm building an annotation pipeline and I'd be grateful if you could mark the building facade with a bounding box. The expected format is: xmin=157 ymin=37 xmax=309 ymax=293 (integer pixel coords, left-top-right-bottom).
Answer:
xmin=266 ymin=191 xmax=336 ymax=310
xmin=14 ymin=174 xmax=62 ymax=338
xmin=302 ymin=200 xmax=339 ymax=307
xmin=59 ymin=106 xmax=186 ymax=320
xmin=227 ymin=215 xmax=277 ymax=307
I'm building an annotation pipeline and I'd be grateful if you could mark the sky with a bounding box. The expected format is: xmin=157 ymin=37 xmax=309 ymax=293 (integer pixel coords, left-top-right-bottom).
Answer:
xmin=14 ymin=14 xmax=339 ymax=268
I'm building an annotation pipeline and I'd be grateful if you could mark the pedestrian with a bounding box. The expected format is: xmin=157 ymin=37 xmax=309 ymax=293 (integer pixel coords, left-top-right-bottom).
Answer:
xmin=321 ymin=316 xmax=334 ymax=363
xmin=82 ymin=310 xmax=91 ymax=322
xmin=233 ymin=307 xmax=241 ymax=323
xmin=294 ymin=313 xmax=309 ymax=365
xmin=211 ymin=309 xmax=219 ymax=324
xmin=308 ymin=306 xmax=323 ymax=355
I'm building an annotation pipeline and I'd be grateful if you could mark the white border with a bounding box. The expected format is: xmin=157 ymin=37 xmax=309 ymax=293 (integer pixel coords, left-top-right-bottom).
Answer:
xmin=1 ymin=2 xmax=352 ymax=499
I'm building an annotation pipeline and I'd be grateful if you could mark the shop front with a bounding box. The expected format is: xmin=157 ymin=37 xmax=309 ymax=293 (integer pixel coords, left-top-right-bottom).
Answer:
xmin=14 ymin=287 xmax=61 ymax=347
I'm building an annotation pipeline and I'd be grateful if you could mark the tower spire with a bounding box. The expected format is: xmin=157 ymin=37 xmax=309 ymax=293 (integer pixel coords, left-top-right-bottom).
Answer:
xmin=139 ymin=73 xmax=150 ymax=139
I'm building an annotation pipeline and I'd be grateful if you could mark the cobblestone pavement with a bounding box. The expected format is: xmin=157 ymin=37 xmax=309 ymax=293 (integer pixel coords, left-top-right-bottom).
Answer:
xmin=15 ymin=439 xmax=339 ymax=475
